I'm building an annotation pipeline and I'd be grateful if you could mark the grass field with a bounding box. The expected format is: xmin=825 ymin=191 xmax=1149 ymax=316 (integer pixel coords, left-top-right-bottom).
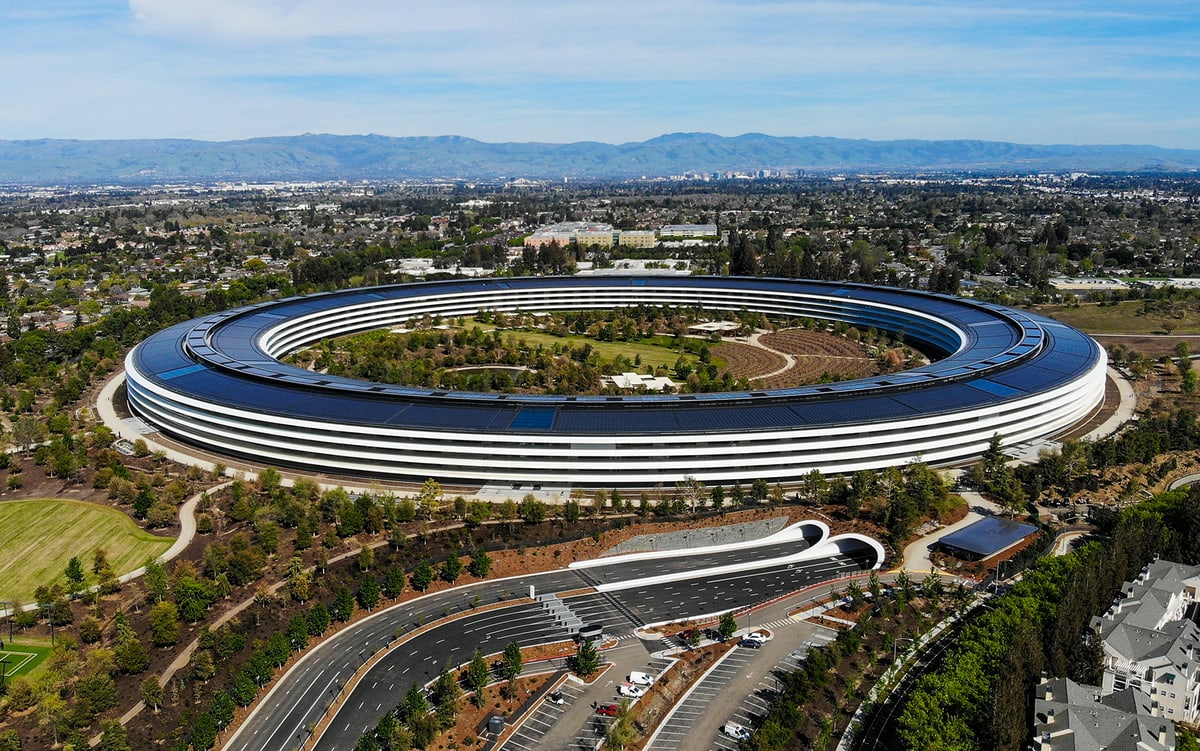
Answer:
xmin=1033 ymin=300 xmax=1200 ymax=335
xmin=476 ymin=325 xmax=704 ymax=370
xmin=0 ymin=640 xmax=51 ymax=680
xmin=0 ymin=499 xmax=173 ymax=604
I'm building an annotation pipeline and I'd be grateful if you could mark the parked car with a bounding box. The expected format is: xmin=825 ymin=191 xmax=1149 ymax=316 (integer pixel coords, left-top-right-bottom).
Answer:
xmin=627 ymin=671 xmax=655 ymax=686
xmin=546 ymin=691 xmax=565 ymax=705
xmin=723 ymin=721 xmax=752 ymax=740
xmin=745 ymin=631 xmax=769 ymax=644
xmin=738 ymin=638 xmax=762 ymax=649
xmin=618 ymin=683 xmax=646 ymax=698
xmin=596 ymin=703 xmax=619 ymax=717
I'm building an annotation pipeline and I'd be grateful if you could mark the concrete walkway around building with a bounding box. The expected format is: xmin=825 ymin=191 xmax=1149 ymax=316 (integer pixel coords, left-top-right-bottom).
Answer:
xmin=1084 ymin=366 xmax=1139 ymax=441
xmin=898 ymin=491 xmax=1002 ymax=575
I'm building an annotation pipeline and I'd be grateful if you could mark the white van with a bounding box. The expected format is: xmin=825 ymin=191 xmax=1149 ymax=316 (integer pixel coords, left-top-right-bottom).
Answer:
xmin=627 ymin=671 xmax=654 ymax=686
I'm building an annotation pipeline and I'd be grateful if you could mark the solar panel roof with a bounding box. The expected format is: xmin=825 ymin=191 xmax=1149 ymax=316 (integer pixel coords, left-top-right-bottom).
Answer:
xmin=937 ymin=517 xmax=1039 ymax=558
xmin=130 ymin=276 xmax=1104 ymax=436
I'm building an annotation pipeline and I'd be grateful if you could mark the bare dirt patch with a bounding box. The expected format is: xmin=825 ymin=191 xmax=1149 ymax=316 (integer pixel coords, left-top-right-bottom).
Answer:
xmin=754 ymin=329 xmax=880 ymax=389
xmin=438 ymin=673 xmax=557 ymax=751
xmin=1091 ymin=334 xmax=1200 ymax=360
xmin=711 ymin=340 xmax=786 ymax=379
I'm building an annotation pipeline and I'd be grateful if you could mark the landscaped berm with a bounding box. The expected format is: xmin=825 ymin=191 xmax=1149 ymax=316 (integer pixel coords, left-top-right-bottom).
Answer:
xmin=0 ymin=498 xmax=173 ymax=604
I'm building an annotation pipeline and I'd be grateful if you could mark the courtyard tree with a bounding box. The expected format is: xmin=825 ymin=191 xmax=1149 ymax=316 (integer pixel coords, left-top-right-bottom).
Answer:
xmin=572 ymin=637 xmax=601 ymax=677
xmin=718 ymin=610 xmax=739 ymax=641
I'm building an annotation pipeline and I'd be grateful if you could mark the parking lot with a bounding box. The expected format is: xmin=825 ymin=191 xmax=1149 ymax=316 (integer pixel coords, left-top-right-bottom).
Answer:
xmin=500 ymin=646 xmax=674 ymax=751
xmin=646 ymin=646 xmax=758 ymax=751
xmin=644 ymin=621 xmax=837 ymax=751
xmin=708 ymin=629 xmax=836 ymax=750
xmin=500 ymin=680 xmax=586 ymax=751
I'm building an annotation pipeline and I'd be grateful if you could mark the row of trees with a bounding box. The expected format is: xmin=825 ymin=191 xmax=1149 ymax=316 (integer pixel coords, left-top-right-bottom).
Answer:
xmin=894 ymin=486 xmax=1200 ymax=750
xmin=743 ymin=571 xmax=965 ymax=751
xmin=353 ymin=641 xmax=525 ymax=751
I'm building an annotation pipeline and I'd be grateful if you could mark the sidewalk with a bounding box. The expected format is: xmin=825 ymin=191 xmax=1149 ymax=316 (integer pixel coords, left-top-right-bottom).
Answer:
xmin=898 ymin=491 xmax=1000 ymax=574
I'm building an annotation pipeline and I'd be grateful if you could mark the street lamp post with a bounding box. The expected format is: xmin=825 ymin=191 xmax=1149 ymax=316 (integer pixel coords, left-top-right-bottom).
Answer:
xmin=892 ymin=637 xmax=915 ymax=665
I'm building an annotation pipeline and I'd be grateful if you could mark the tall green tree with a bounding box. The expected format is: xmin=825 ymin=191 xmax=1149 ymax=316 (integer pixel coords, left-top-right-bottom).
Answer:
xmin=439 ymin=555 xmax=463 ymax=583
xmin=148 ymin=601 xmax=180 ymax=646
xmin=140 ymin=675 xmax=164 ymax=711
xmin=331 ymin=585 xmax=355 ymax=622
xmin=357 ymin=577 xmax=381 ymax=611
xmin=410 ymin=561 xmax=434 ymax=591
xmin=718 ymin=610 xmax=738 ymax=641
xmin=500 ymin=641 xmax=524 ymax=682
xmin=191 ymin=712 xmax=217 ymax=750
xmin=398 ymin=683 xmax=429 ymax=722
xmin=97 ymin=721 xmax=130 ymax=751
xmin=468 ymin=549 xmax=492 ymax=578
xmin=466 ymin=649 xmax=491 ymax=707
xmin=430 ymin=664 xmax=459 ymax=707
xmin=64 ymin=556 xmax=86 ymax=597
xmin=573 ymin=638 xmax=601 ymax=677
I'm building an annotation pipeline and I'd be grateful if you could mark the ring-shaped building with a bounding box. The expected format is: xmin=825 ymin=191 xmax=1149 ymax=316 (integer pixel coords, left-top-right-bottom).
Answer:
xmin=125 ymin=276 xmax=1107 ymax=488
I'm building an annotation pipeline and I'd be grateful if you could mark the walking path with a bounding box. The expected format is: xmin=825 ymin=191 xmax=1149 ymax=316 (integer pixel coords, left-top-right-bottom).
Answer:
xmin=1083 ymin=366 xmax=1138 ymax=441
xmin=1168 ymin=473 xmax=1200 ymax=490
xmin=744 ymin=332 xmax=796 ymax=381
xmin=898 ymin=491 xmax=1001 ymax=574
xmin=114 ymin=481 xmax=230 ymax=587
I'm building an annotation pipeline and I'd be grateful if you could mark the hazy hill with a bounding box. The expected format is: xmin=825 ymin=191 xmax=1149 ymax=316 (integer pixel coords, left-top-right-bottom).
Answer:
xmin=1 ymin=132 xmax=1198 ymax=185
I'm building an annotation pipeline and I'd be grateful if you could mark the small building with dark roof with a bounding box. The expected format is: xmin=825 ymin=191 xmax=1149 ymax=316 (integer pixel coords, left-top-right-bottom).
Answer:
xmin=934 ymin=516 xmax=1039 ymax=561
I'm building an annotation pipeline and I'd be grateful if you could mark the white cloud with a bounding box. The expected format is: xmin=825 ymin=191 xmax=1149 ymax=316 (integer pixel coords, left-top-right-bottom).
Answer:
xmin=2 ymin=0 xmax=1196 ymax=146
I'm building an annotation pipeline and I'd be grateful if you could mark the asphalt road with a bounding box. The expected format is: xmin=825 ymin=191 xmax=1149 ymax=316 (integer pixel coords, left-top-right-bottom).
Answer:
xmin=230 ymin=535 xmax=877 ymax=751
xmin=228 ymin=570 xmax=586 ymax=751
xmin=571 ymin=552 xmax=869 ymax=626
xmin=311 ymin=602 xmax=570 ymax=751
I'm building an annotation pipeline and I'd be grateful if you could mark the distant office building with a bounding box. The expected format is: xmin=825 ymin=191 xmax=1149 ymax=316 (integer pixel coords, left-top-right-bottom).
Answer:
xmin=659 ymin=224 xmax=718 ymax=238
xmin=575 ymin=230 xmax=615 ymax=248
xmin=525 ymin=222 xmax=716 ymax=248
xmin=1048 ymin=277 xmax=1133 ymax=297
xmin=617 ymin=230 xmax=657 ymax=248
xmin=523 ymin=222 xmax=614 ymax=248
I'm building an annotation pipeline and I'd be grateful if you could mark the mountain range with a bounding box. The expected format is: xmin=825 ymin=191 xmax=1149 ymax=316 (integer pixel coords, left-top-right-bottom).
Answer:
xmin=1 ymin=132 xmax=1198 ymax=185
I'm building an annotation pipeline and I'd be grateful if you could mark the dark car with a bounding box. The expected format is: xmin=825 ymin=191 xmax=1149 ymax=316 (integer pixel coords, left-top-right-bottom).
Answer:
xmin=738 ymin=638 xmax=762 ymax=649
xmin=546 ymin=691 xmax=565 ymax=705
xmin=596 ymin=703 xmax=619 ymax=717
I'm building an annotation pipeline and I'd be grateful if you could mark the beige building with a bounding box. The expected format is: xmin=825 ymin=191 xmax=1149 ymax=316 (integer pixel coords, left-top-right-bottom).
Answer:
xmin=523 ymin=221 xmax=614 ymax=248
xmin=617 ymin=230 xmax=657 ymax=248
xmin=575 ymin=230 xmax=615 ymax=248
xmin=659 ymin=223 xmax=718 ymax=238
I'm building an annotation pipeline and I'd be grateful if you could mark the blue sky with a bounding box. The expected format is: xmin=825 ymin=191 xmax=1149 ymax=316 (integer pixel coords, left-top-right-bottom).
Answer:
xmin=2 ymin=1 xmax=1197 ymax=147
